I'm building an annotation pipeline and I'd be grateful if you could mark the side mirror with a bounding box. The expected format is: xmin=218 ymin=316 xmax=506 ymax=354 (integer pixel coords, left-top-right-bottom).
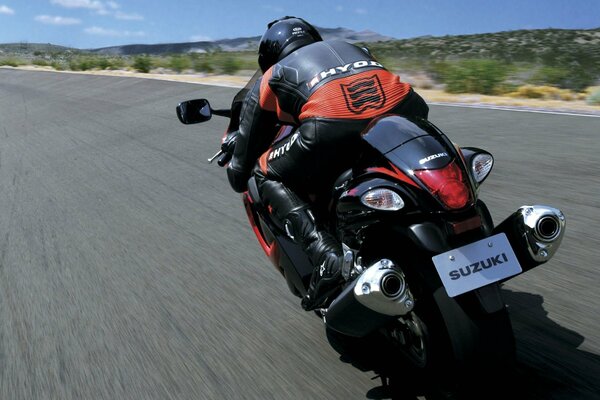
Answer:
xmin=176 ymin=99 xmax=212 ymax=124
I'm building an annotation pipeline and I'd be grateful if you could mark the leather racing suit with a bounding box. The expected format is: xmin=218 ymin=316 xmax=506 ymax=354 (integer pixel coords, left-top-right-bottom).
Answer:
xmin=226 ymin=40 xmax=429 ymax=310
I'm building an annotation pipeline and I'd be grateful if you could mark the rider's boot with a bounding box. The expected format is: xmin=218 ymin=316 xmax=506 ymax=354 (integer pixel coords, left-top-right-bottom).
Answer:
xmin=258 ymin=180 xmax=343 ymax=311
xmin=282 ymin=208 xmax=343 ymax=311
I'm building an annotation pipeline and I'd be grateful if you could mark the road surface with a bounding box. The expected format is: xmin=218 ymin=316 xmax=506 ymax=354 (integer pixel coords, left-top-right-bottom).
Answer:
xmin=0 ymin=69 xmax=599 ymax=399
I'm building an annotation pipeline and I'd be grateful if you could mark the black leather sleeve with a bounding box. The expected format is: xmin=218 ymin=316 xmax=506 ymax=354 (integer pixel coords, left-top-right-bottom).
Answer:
xmin=227 ymin=77 xmax=279 ymax=193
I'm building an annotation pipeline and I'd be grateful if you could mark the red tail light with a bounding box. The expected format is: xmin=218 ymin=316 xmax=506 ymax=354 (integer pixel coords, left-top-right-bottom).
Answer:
xmin=414 ymin=160 xmax=471 ymax=210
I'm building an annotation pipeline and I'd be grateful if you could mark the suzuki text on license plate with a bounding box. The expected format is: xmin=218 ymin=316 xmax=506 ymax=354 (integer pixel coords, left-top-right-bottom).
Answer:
xmin=432 ymin=233 xmax=522 ymax=297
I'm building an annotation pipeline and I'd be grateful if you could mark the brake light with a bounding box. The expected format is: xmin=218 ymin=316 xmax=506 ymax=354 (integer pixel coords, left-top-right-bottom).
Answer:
xmin=414 ymin=160 xmax=471 ymax=210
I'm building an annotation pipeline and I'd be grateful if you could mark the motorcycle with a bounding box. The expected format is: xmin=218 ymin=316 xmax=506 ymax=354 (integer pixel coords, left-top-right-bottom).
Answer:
xmin=176 ymin=75 xmax=566 ymax=394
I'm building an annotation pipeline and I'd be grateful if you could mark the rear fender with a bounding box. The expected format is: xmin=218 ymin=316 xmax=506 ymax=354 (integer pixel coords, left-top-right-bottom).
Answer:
xmin=360 ymin=219 xmax=508 ymax=346
xmin=392 ymin=221 xmax=506 ymax=313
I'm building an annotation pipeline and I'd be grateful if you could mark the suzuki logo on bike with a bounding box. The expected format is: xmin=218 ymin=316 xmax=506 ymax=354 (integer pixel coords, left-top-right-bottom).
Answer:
xmin=267 ymin=133 xmax=299 ymax=161
xmin=449 ymin=253 xmax=510 ymax=280
xmin=419 ymin=152 xmax=448 ymax=165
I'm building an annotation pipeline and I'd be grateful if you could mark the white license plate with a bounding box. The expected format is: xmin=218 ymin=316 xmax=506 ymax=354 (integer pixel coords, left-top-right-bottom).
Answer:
xmin=432 ymin=233 xmax=522 ymax=297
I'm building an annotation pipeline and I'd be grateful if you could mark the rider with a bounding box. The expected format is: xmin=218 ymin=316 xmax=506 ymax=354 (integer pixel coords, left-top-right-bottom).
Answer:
xmin=223 ymin=16 xmax=429 ymax=311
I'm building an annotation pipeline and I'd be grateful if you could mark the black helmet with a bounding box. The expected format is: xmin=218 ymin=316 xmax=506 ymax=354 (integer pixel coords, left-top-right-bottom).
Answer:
xmin=258 ymin=16 xmax=322 ymax=72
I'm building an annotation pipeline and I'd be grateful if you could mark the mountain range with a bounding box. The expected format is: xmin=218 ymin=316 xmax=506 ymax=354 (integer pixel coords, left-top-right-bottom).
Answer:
xmin=87 ymin=27 xmax=394 ymax=55
xmin=1 ymin=26 xmax=599 ymax=72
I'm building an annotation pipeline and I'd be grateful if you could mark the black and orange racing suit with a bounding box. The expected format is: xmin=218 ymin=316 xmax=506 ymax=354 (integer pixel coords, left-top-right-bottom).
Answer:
xmin=226 ymin=40 xmax=429 ymax=309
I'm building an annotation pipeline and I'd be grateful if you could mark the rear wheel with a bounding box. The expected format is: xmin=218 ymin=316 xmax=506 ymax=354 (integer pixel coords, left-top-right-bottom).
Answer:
xmin=383 ymin=292 xmax=515 ymax=398
xmin=323 ymin=307 xmax=451 ymax=399
xmin=383 ymin=312 xmax=429 ymax=368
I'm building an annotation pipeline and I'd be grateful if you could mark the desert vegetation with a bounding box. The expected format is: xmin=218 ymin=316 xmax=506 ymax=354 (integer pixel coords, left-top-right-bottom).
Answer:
xmin=2 ymin=27 xmax=599 ymax=104
xmin=364 ymin=28 xmax=600 ymax=103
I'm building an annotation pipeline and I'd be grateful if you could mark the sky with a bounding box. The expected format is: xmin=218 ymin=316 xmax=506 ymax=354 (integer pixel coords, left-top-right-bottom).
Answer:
xmin=0 ymin=0 xmax=599 ymax=49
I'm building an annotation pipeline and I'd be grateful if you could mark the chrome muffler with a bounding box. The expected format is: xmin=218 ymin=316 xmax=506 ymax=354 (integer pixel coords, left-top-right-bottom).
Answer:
xmin=325 ymin=259 xmax=414 ymax=337
xmin=493 ymin=205 xmax=566 ymax=273
xmin=354 ymin=259 xmax=415 ymax=315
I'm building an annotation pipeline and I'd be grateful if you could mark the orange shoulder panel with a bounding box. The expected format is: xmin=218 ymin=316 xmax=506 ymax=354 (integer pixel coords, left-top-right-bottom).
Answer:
xmin=259 ymin=68 xmax=277 ymax=112
xmin=259 ymin=67 xmax=297 ymax=124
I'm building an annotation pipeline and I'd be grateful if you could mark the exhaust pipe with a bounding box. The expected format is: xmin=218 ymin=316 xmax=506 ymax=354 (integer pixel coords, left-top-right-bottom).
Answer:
xmin=493 ymin=205 xmax=566 ymax=273
xmin=325 ymin=259 xmax=414 ymax=337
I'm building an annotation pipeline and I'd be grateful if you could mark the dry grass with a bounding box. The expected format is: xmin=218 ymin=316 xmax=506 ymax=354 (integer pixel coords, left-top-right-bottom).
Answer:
xmin=5 ymin=65 xmax=600 ymax=114
xmin=417 ymin=88 xmax=599 ymax=113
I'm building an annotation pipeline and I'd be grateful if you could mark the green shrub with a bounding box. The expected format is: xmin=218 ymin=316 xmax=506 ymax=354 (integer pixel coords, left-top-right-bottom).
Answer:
xmin=51 ymin=61 xmax=65 ymax=71
xmin=107 ymin=57 xmax=125 ymax=70
xmin=220 ymin=56 xmax=241 ymax=75
xmin=193 ymin=59 xmax=214 ymax=73
xmin=69 ymin=56 xmax=107 ymax=71
xmin=530 ymin=66 xmax=570 ymax=87
xmin=528 ymin=65 xmax=596 ymax=92
xmin=68 ymin=58 xmax=84 ymax=71
xmin=95 ymin=57 xmax=111 ymax=70
xmin=168 ymin=55 xmax=191 ymax=72
xmin=32 ymin=59 xmax=50 ymax=66
xmin=563 ymin=67 xmax=596 ymax=92
xmin=441 ymin=59 xmax=509 ymax=95
xmin=587 ymin=88 xmax=600 ymax=105
xmin=133 ymin=55 xmax=152 ymax=73
xmin=424 ymin=61 xmax=448 ymax=82
xmin=0 ymin=58 xmax=25 ymax=67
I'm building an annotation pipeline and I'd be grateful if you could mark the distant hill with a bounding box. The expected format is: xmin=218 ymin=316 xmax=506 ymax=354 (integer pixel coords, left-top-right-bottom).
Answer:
xmin=362 ymin=27 xmax=600 ymax=90
xmin=2 ymin=27 xmax=599 ymax=81
xmin=88 ymin=27 xmax=394 ymax=55
xmin=3 ymin=27 xmax=599 ymax=91
xmin=0 ymin=42 xmax=78 ymax=55
xmin=367 ymin=28 xmax=600 ymax=65
xmin=2 ymin=27 xmax=598 ymax=66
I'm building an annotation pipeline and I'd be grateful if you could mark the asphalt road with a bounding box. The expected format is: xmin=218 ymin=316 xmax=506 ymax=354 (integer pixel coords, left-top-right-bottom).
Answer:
xmin=0 ymin=69 xmax=599 ymax=399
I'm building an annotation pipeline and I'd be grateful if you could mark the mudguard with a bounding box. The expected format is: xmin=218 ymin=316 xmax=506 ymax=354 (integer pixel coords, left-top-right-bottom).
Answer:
xmin=402 ymin=222 xmax=514 ymax=366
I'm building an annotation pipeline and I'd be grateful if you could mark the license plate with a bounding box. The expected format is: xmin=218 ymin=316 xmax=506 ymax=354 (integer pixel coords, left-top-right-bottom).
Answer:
xmin=432 ymin=233 xmax=522 ymax=297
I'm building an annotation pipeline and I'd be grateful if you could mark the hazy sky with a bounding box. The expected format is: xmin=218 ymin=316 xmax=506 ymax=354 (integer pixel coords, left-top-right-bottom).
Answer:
xmin=0 ymin=0 xmax=599 ymax=49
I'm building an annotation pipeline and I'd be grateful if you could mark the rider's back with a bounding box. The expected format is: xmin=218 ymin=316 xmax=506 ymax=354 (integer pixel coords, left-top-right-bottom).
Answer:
xmin=264 ymin=40 xmax=411 ymax=122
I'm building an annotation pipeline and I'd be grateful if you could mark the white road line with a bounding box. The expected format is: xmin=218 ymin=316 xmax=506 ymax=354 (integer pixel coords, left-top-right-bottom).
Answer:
xmin=429 ymin=102 xmax=600 ymax=118
xmin=4 ymin=67 xmax=599 ymax=117
xmin=179 ymin=84 xmax=600 ymax=118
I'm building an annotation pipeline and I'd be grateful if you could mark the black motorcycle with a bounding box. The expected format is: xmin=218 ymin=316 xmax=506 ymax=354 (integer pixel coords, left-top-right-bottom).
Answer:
xmin=176 ymin=77 xmax=566 ymax=393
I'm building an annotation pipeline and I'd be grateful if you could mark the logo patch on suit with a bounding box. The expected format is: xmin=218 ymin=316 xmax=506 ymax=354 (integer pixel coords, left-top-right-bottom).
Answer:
xmin=267 ymin=133 xmax=299 ymax=161
xmin=341 ymin=74 xmax=386 ymax=114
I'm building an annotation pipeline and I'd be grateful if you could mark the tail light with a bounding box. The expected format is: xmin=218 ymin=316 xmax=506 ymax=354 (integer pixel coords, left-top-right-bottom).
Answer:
xmin=414 ymin=160 xmax=472 ymax=210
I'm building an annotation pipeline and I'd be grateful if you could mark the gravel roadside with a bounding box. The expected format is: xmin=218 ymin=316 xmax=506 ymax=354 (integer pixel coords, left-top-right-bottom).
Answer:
xmin=5 ymin=65 xmax=600 ymax=116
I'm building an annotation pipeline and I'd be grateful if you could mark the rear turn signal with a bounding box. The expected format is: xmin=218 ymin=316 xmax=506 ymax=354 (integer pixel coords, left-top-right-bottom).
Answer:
xmin=471 ymin=153 xmax=494 ymax=183
xmin=360 ymin=188 xmax=405 ymax=211
xmin=415 ymin=160 xmax=471 ymax=210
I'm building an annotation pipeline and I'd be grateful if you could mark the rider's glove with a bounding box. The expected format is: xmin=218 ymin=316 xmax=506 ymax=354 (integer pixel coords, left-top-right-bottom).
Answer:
xmin=226 ymin=164 xmax=250 ymax=193
xmin=220 ymin=130 xmax=250 ymax=192
xmin=217 ymin=130 xmax=239 ymax=167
